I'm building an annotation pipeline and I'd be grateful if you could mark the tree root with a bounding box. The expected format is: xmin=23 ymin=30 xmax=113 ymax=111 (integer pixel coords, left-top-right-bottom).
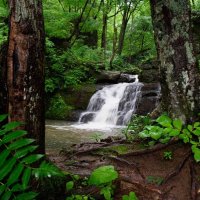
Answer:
xmin=106 ymin=156 xmax=145 ymax=179
xmin=119 ymin=139 xmax=179 ymax=157
xmin=74 ymin=140 xmax=125 ymax=155
xmin=161 ymin=151 xmax=191 ymax=185
xmin=190 ymin=161 xmax=197 ymax=200
xmin=121 ymin=176 xmax=162 ymax=195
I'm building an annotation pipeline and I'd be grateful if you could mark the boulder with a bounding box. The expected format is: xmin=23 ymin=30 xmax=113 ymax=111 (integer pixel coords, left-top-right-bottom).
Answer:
xmin=136 ymin=83 xmax=161 ymax=115
xmin=96 ymin=70 xmax=121 ymax=83
xmin=118 ymin=73 xmax=136 ymax=83
xmin=138 ymin=60 xmax=160 ymax=83
xmin=61 ymin=85 xmax=96 ymax=110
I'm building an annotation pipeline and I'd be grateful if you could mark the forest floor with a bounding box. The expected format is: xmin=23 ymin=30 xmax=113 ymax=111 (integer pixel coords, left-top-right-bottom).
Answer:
xmin=48 ymin=138 xmax=200 ymax=200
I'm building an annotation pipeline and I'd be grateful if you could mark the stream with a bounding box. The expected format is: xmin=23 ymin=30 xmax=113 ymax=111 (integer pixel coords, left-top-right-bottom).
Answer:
xmin=45 ymin=120 xmax=123 ymax=154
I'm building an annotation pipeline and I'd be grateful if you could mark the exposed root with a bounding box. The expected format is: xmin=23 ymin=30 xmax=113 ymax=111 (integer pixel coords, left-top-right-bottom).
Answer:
xmin=119 ymin=139 xmax=179 ymax=157
xmin=162 ymin=151 xmax=191 ymax=185
xmin=121 ymin=176 xmax=162 ymax=195
xmin=190 ymin=161 xmax=197 ymax=200
xmin=74 ymin=140 xmax=125 ymax=155
xmin=106 ymin=156 xmax=145 ymax=179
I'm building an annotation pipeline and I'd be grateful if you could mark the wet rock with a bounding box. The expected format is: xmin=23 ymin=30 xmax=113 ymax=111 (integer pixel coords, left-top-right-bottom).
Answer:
xmin=139 ymin=60 xmax=160 ymax=83
xmin=79 ymin=112 xmax=96 ymax=123
xmin=136 ymin=83 xmax=161 ymax=115
xmin=96 ymin=70 xmax=121 ymax=83
xmin=118 ymin=73 xmax=136 ymax=83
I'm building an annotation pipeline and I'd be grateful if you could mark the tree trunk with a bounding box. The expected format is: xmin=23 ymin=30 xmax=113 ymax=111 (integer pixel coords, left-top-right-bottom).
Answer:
xmin=118 ymin=9 xmax=128 ymax=55
xmin=7 ymin=0 xmax=45 ymax=153
xmin=101 ymin=11 xmax=107 ymax=53
xmin=150 ymin=0 xmax=200 ymax=122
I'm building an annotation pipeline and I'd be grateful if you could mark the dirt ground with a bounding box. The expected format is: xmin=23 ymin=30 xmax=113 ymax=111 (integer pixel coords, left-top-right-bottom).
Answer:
xmin=48 ymin=139 xmax=200 ymax=200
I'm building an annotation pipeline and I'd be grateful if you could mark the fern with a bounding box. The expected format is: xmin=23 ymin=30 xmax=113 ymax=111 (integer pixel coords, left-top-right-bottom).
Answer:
xmin=0 ymin=114 xmax=63 ymax=200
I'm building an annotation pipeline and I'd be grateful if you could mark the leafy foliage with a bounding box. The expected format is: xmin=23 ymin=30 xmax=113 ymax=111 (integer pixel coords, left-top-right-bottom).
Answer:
xmin=66 ymin=165 xmax=118 ymax=200
xmin=0 ymin=0 xmax=8 ymax=45
xmin=0 ymin=115 xmax=63 ymax=200
xmin=88 ymin=165 xmax=118 ymax=200
xmin=123 ymin=115 xmax=152 ymax=141
xmin=138 ymin=114 xmax=200 ymax=162
xmin=122 ymin=192 xmax=138 ymax=200
xmin=163 ymin=151 xmax=173 ymax=160
xmin=46 ymin=94 xmax=73 ymax=120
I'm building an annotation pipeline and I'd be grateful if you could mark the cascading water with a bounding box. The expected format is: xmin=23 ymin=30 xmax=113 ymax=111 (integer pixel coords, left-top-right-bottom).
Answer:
xmin=78 ymin=75 xmax=143 ymax=128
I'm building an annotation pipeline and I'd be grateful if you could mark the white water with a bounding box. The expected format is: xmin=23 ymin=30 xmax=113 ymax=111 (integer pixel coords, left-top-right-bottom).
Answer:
xmin=73 ymin=75 xmax=143 ymax=130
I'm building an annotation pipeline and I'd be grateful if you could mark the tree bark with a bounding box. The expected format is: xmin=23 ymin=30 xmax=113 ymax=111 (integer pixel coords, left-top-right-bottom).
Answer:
xmin=117 ymin=0 xmax=129 ymax=55
xmin=7 ymin=0 xmax=45 ymax=153
xmin=150 ymin=0 xmax=200 ymax=122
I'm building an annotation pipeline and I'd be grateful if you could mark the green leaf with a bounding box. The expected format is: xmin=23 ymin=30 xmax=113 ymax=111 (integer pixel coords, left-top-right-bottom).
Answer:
xmin=173 ymin=119 xmax=182 ymax=130
xmin=150 ymin=131 xmax=162 ymax=140
xmin=122 ymin=195 xmax=129 ymax=200
xmin=179 ymin=134 xmax=190 ymax=143
xmin=11 ymin=184 xmax=23 ymax=192
xmin=156 ymin=115 xmax=172 ymax=128
xmin=0 ymin=184 xmax=6 ymax=195
xmin=66 ymin=181 xmax=74 ymax=191
xmin=88 ymin=165 xmax=118 ymax=186
xmin=193 ymin=129 xmax=200 ymax=136
xmin=163 ymin=127 xmax=173 ymax=134
xmin=194 ymin=122 xmax=200 ymax=128
xmin=14 ymin=192 xmax=38 ymax=200
xmin=0 ymin=157 xmax=16 ymax=181
xmin=2 ymin=130 xmax=27 ymax=143
xmin=8 ymin=139 xmax=35 ymax=150
xmin=159 ymin=137 xmax=171 ymax=144
xmin=21 ymin=154 xmax=43 ymax=164
xmin=14 ymin=145 xmax=38 ymax=159
xmin=183 ymin=128 xmax=190 ymax=135
xmin=169 ymin=129 xmax=180 ymax=137
xmin=0 ymin=149 xmax=10 ymax=168
xmin=193 ymin=148 xmax=200 ymax=162
xmin=33 ymin=161 xmax=63 ymax=179
xmin=138 ymin=130 xmax=149 ymax=138
xmin=0 ymin=114 xmax=8 ymax=122
xmin=1 ymin=190 xmax=12 ymax=200
xmin=2 ymin=121 xmax=22 ymax=132
xmin=187 ymin=125 xmax=193 ymax=132
xmin=22 ymin=168 xmax=31 ymax=190
xmin=129 ymin=192 xmax=138 ymax=200
xmin=100 ymin=187 xmax=111 ymax=200
xmin=149 ymin=127 xmax=163 ymax=140
xmin=148 ymin=141 xmax=156 ymax=146
xmin=7 ymin=163 xmax=24 ymax=186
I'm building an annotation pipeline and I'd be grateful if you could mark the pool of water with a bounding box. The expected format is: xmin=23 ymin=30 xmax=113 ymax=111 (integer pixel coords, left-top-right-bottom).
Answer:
xmin=45 ymin=120 xmax=123 ymax=154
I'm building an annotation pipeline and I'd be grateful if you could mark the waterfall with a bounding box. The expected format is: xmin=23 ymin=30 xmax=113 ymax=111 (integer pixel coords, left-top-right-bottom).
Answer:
xmin=78 ymin=75 xmax=143 ymax=126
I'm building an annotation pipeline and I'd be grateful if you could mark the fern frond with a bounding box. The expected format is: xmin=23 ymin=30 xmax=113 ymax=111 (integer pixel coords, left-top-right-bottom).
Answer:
xmin=0 ymin=115 xmax=64 ymax=200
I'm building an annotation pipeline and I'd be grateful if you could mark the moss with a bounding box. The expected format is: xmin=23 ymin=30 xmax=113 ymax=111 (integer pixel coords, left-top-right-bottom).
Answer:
xmin=109 ymin=145 xmax=129 ymax=154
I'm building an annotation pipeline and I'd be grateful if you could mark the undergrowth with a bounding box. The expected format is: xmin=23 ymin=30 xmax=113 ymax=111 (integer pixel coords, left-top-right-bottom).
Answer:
xmin=0 ymin=114 xmax=63 ymax=200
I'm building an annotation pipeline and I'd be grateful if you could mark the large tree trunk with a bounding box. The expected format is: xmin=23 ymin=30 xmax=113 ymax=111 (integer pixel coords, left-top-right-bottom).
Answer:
xmin=150 ymin=0 xmax=200 ymax=122
xmin=7 ymin=0 xmax=45 ymax=153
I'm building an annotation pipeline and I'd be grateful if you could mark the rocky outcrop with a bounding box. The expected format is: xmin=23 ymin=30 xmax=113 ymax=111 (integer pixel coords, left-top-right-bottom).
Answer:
xmin=138 ymin=60 xmax=160 ymax=83
xmin=136 ymin=83 xmax=161 ymax=115
xmin=95 ymin=70 xmax=121 ymax=83
xmin=61 ymin=85 xmax=96 ymax=110
xmin=96 ymin=71 xmax=137 ymax=83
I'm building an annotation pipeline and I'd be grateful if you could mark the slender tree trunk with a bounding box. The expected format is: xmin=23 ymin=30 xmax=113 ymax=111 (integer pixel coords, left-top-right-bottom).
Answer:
xmin=118 ymin=9 xmax=128 ymax=55
xmin=101 ymin=11 xmax=107 ymax=51
xmin=150 ymin=0 xmax=200 ymax=122
xmin=110 ymin=2 xmax=118 ymax=68
xmin=7 ymin=0 xmax=45 ymax=153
